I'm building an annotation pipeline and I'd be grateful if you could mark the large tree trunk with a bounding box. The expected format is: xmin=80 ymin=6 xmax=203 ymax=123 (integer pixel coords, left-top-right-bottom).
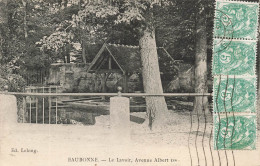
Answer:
xmin=193 ymin=1 xmax=209 ymax=114
xmin=139 ymin=27 xmax=169 ymax=129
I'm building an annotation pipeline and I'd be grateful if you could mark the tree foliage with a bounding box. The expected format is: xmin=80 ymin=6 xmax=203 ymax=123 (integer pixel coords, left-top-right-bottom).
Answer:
xmin=0 ymin=0 xmax=215 ymax=88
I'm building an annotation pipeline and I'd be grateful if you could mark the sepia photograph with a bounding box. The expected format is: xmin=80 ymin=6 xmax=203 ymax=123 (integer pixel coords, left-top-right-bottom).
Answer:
xmin=0 ymin=0 xmax=260 ymax=165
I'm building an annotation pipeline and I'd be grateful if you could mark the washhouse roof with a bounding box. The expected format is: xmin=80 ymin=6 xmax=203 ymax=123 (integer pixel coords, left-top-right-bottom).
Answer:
xmin=87 ymin=43 xmax=176 ymax=74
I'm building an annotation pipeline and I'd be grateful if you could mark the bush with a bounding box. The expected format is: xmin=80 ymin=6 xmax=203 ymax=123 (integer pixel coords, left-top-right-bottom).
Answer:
xmin=0 ymin=66 xmax=26 ymax=92
xmin=7 ymin=74 xmax=26 ymax=92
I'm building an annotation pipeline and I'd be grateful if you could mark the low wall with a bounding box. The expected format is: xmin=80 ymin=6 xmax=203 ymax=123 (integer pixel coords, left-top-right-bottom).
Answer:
xmin=48 ymin=62 xmax=213 ymax=93
xmin=48 ymin=63 xmax=89 ymax=91
xmin=48 ymin=63 xmax=142 ymax=93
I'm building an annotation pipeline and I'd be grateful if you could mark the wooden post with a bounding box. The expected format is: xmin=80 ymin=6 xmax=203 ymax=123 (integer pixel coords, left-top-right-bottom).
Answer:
xmin=36 ymin=97 xmax=38 ymax=124
xmin=42 ymin=87 xmax=45 ymax=124
xmin=48 ymin=87 xmax=51 ymax=124
xmin=36 ymin=70 xmax=39 ymax=83
xmin=40 ymin=70 xmax=43 ymax=84
xmin=22 ymin=96 xmax=26 ymax=123
xmin=108 ymin=56 xmax=112 ymax=69
xmin=101 ymin=73 xmax=106 ymax=100
xmin=27 ymin=73 xmax=29 ymax=85
xmin=93 ymin=73 xmax=98 ymax=92
xmin=101 ymin=73 xmax=107 ymax=93
xmin=29 ymin=89 xmax=32 ymax=123
xmin=123 ymin=74 xmax=129 ymax=93
xmin=55 ymin=86 xmax=58 ymax=124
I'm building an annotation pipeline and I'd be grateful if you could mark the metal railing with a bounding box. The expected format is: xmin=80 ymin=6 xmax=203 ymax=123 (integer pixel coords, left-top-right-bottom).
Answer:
xmin=6 ymin=92 xmax=212 ymax=97
xmin=1 ymin=85 xmax=212 ymax=125
xmin=22 ymin=86 xmax=61 ymax=124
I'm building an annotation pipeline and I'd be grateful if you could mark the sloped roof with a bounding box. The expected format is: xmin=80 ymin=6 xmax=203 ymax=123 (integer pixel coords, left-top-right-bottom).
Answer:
xmin=70 ymin=43 xmax=103 ymax=63
xmin=87 ymin=43 xmax=176 ymax=74
xmin=85 ymin=44 xmax=104 ymax=62
xmin=106 ymin=44 xmax=141 ymax=73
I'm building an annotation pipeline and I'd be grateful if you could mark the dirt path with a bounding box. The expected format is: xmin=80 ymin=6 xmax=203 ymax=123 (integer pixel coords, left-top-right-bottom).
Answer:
xmin=0 ymin=111 xmax=259 ymax=166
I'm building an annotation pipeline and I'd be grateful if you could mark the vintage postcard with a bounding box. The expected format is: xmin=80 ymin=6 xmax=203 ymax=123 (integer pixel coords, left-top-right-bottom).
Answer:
xmin=0 ymin=0 xmax=260 ymax=166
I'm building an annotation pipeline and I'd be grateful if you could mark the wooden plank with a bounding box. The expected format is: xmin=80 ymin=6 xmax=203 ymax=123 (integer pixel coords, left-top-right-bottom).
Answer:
xmin=86 ymin=43 xmax=107 ymax=73
xmin=95 ymin=69 xmax=123 ymax=74
xmin=105 ymin=45 xmax=125 ymax=74
xmin=96 ymin=55 xmax=107 ymax=70
xmin=88 ymin=69 xmax=123 ymax=74
xmin=64 ymin=102 xmax=109 ymax=115
xmin=61 ymin=97 xmax=102 ymax=103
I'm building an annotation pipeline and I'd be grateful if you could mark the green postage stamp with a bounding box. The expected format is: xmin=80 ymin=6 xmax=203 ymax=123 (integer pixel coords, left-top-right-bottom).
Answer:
xmin=213 ymin=0 xmax=258 ymax=151
xmin=213 ymin=76 xmax=256 ymax=113
xmin=214 ymin=1 xmax=259 ymax=40
xmin=214 ymin=114 xmax=256 ymax=150
xmin=213 ymin=39 xmax=256 ymax=76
